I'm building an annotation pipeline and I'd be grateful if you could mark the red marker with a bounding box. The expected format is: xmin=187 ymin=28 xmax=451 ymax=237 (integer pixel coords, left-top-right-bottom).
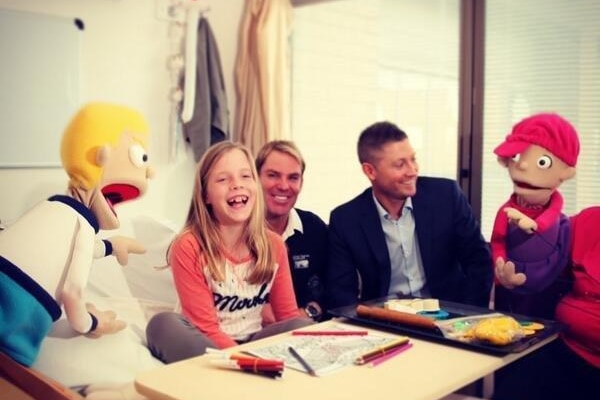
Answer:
xmin=232 ymin=358 xmax=284 ymax=369
xmin=210 ymin=360 xmax=284 ymax=378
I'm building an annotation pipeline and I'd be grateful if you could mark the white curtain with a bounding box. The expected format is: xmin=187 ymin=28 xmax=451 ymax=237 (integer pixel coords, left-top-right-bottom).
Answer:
xmin=233 ymin=0 xmax=293 ymax=156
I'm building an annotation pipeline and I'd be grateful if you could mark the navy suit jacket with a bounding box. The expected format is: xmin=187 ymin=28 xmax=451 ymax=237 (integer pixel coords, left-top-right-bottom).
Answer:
xmin=285 ymin=209 xmax=328 ymax=309
xmin=326 ymin=177 xmax=492 ymax=310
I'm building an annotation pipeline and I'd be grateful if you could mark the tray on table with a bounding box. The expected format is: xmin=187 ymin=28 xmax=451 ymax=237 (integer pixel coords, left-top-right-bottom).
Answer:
xmin=328 ymin=295 xmax=563 ymax=356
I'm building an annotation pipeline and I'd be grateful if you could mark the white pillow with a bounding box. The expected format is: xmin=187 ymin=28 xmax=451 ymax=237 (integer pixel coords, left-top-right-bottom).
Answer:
xmin=33 ymin=300 xmax=163 ymax=389
xmin=123 ymin=215 xmax=178 ymax=307
xmin=31 ymin=215 xmax=179 ymax=389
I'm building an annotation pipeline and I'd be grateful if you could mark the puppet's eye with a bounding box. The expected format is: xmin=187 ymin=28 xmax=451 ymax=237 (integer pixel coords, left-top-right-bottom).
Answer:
xmin=129 ymin=144 xmax=149 ymax=167
xmin=511 ymin=154 xmax=521 ymax=162
xmin=537 ymin=155 xmax=552 ymax=169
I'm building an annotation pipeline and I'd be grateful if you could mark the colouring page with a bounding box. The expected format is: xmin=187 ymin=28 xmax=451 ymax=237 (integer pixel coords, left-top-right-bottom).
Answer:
xmin=249 ymin=333 xmax=406 ymax=376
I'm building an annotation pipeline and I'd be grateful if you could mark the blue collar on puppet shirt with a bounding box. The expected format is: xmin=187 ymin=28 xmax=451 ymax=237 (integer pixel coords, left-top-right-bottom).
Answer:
xmin=48 ymin=195 xmax=99 ymax=233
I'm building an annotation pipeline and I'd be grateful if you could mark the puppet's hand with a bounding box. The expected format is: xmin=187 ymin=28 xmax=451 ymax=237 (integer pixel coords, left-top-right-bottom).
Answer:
xmin=107 ymin=235 xmax=146 ymax=266
xmin=85 ymin=303 xmax=126 ymax=338
xmin=495 ymin=257 xmax=527 ymax=289
xmin=503 ymin=207 xmax=538 ymax=234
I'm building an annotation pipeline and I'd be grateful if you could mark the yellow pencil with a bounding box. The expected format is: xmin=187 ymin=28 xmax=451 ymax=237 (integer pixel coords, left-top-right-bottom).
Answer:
xmin=354 ymin=337 xmax=410 ymax=365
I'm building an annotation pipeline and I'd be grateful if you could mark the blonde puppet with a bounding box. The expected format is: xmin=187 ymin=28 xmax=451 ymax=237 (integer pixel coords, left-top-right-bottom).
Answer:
xmin=0 ymin=103 xmax=154 ymax=366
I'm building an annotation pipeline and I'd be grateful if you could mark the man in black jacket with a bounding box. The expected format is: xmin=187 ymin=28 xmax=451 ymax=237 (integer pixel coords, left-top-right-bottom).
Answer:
xmin=256 ymin=141 xmax=328 ymax=321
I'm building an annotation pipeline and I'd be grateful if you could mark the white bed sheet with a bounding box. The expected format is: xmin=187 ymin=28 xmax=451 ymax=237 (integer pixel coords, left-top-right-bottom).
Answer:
xmin=31 ymin=215 xmax=178 ymax=389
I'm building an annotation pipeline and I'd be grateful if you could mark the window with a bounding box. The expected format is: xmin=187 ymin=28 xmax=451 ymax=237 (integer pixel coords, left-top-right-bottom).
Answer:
xmin=480 ymin=0 xmax=600 ymax=239
xmin=291 ymin=0 xmax=460 ymax=221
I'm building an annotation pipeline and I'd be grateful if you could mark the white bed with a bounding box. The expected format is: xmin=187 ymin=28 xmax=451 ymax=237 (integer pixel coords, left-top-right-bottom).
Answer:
xmin=30 ymin=215 xmax=179 ymax=397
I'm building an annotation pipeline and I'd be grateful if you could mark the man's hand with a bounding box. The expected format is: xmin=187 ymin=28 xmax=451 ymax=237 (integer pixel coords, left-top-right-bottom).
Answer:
xmin=85 ymin=303 xmax=126 ymax=338
xmin=504 ymin=207 xmax=537 ymax=234
xmin=495 ymin=257 xmax=527 ymax=289
xmin=106 ymin=235 xmax=146 ymax=266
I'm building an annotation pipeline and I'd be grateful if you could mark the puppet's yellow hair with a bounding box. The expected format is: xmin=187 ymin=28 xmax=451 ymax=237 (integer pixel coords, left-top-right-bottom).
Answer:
xmin=61 ymin=102 xmax=149 ymax=190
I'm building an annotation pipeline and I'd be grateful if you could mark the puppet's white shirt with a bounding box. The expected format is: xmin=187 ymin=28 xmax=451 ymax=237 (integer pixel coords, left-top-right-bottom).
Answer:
xmin=0 ymin=197 xmax=96 ymax=332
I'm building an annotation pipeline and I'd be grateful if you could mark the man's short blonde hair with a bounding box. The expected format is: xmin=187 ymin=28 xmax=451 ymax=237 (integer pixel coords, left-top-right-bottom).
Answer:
xmin=255 ymin=140 xmax=306 ymax=175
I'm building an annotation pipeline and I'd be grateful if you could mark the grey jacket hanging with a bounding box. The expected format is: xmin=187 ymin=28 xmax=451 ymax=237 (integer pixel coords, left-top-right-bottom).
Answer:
xmin=183 ymin=17 xmax=230 ymax=161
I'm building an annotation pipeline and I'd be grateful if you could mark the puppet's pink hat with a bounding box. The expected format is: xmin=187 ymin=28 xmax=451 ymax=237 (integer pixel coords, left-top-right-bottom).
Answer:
xmin=494 ymin=113 xmax=580 ymax=167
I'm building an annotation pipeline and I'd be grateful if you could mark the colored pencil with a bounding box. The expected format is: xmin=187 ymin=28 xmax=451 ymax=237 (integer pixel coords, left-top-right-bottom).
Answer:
xmin=292 ymin=330 xmax=369 ymax=336
xmin=354 ymin=337 xmax=410 ymax=365
xmin=288 ymin=346 xmax=317 ymax=377
xmin=369 ymin=342 xmax=413 ymax=367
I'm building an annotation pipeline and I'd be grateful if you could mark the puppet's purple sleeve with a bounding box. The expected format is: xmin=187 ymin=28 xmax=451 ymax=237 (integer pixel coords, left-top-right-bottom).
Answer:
xmin=506 ymin=213 xmax=571 ymax=294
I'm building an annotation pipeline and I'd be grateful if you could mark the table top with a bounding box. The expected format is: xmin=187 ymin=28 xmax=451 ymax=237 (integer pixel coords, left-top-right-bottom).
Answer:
xmin=135 ymin=319 xmax=556 ymax=400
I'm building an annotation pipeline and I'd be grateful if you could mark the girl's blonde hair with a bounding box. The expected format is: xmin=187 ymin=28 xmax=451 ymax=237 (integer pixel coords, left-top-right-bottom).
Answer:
xmin=181 ymin=141 xmax=275 ymax=284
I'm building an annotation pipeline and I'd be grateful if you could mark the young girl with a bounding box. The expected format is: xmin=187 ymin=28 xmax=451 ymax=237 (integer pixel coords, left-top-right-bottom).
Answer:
xmin=146 ymin=141 xmax=313 ymax=363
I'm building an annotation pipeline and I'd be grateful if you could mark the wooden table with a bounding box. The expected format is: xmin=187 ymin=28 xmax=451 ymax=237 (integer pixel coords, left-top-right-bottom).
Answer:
xmin=135 ymin=319 xmax=556 ymax=400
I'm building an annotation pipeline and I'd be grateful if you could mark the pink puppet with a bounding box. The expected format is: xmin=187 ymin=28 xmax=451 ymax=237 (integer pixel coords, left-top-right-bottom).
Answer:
xmin=491 ymin=113 xmax=579 ymax=297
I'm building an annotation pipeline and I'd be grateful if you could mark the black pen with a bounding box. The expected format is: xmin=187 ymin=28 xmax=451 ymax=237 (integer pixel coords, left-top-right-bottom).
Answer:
xmin=288 ymin=346 xmax=317 ymax=377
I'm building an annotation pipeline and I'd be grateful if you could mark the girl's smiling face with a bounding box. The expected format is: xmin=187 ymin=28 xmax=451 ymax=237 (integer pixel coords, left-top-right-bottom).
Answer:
xmin=205 ymin=148 xmax=257 ymax=226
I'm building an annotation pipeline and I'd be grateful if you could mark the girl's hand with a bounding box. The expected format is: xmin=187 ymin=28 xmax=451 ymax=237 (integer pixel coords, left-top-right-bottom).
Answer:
xmin=261 ymin=304 xmax=276 ymax=326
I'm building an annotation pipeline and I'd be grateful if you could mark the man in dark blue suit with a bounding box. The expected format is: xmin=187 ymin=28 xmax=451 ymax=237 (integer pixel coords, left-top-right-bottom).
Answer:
xmin=326 ymin=121 xmax=493 ymax=310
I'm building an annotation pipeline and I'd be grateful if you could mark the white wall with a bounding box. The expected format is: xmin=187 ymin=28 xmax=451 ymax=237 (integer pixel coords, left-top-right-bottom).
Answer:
xmin=0 ymin=0 xmax=244 ymax=229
